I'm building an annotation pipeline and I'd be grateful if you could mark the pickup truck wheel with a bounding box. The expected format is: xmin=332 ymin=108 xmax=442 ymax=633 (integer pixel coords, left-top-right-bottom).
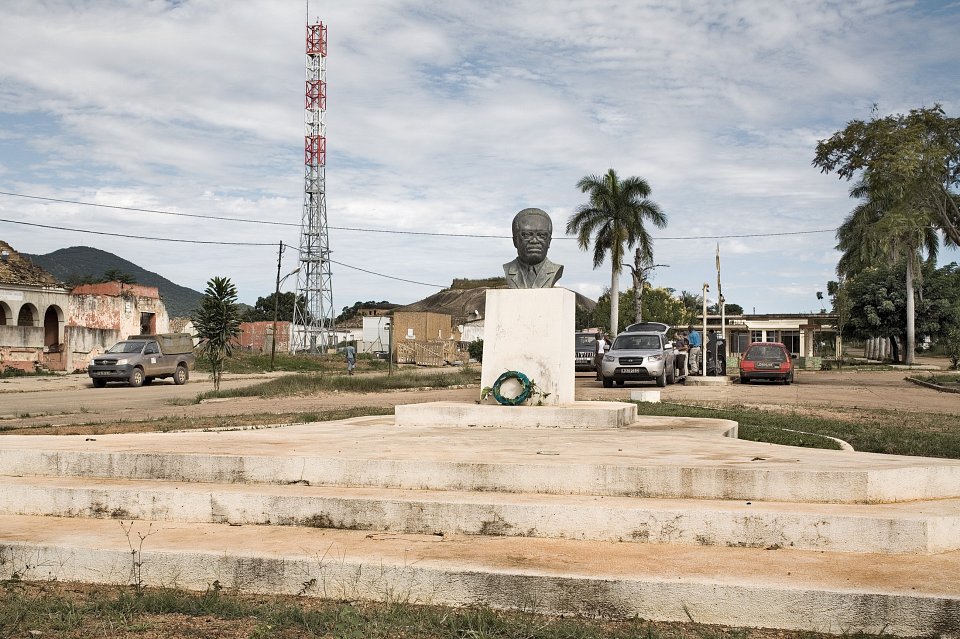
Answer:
xmin=667 ymin=367 xmax=676 ymax=384
xmin=129 ymin=367 xmax=144 ymax=387
xmin=92 ymin=379 xmax=106 ymax=388
xmin=173 ymin=365 xmax=189 ymax=385
xmin=656 ymin=369 xmax=667 ymax=387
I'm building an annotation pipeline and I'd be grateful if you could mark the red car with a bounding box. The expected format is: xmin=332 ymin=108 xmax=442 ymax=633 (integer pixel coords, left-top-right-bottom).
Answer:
xmin=739 ymin=342 xmax=795 ymax=384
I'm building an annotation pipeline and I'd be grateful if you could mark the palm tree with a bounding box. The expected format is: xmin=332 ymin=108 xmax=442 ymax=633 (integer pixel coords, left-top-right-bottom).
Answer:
xmin=836 ymin=179 xmax=939 ymax=364
xmin=567 ymin=169 xmax=666 ymax=335
xmin=193 ymin=276 xmax=242 ymax=391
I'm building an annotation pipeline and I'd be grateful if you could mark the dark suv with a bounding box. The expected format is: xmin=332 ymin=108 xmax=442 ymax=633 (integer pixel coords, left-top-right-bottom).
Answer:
xmin=575 ymin=332 xmax=598 ymax=372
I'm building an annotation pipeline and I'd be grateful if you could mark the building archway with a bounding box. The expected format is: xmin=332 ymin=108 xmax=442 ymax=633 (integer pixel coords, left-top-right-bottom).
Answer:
xmin=44 ymin=305 xmax=63 ymax=350
xmin=0 ymin=301 xmax=10 ymax=325
xmin=17 ymin=303 xmax=38 ymax=327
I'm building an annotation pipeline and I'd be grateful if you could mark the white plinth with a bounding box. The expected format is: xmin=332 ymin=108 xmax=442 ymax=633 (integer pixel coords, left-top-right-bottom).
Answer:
xmin=480 ymin=288 xmax=575 ymax=406
xmin=394 ymin=400 xmax=638 ymax=429
xmin=630 ymin=390 xmax=661 ymax=403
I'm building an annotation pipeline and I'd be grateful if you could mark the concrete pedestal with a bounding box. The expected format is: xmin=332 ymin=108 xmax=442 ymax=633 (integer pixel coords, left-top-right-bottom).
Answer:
xmin=480 ymin=288 xmax=575 ymax=406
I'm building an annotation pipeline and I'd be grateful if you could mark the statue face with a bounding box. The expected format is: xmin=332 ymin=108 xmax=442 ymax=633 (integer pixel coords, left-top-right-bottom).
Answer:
xmin=513 ymin=214 xmax=552 ymax=265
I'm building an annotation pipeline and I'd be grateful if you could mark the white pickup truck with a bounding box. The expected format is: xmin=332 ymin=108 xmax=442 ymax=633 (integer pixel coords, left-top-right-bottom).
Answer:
xmin=88 ymin=333 xmax=196 ymax=388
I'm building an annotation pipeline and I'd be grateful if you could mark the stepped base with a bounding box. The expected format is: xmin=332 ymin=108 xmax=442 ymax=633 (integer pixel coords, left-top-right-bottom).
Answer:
xmin=2 ymin=515 xmax=958 ymax=635
xmin=394 ymin=400 xmax=638 ymax=429
xmin=3 ymin=476 xmax=958 ymax=553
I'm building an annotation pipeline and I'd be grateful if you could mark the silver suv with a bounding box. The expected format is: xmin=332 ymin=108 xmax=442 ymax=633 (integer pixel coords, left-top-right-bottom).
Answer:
xmin=599 ymin=323 xmax=677 ymax=388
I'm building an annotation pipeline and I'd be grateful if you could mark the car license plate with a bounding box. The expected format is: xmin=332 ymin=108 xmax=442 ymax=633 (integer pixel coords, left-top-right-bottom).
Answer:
xmin=756 ymin=362 xmax=778 ymax=369
xmin=619 ymin=367 xmax=641 ymax=374
xmin=92 ymin=371 xmax=111 ymax=376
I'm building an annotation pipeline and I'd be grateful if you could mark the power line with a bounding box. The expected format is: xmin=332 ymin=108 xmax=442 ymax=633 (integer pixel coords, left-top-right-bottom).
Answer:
xmin=0 ymin=217 xmax=279 ymax=246
xmin=0 ymin=189 xmax=838 ymax=241
xmin=329 ymin=259 xmax=445 ymax=288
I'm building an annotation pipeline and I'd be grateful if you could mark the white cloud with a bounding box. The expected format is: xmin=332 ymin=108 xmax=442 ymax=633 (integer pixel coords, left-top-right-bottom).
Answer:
xmin=0 ymin=0 xmax=957 ymax=314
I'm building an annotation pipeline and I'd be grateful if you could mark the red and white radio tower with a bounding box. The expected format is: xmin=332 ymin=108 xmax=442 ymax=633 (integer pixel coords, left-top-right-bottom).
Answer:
xmin=293 ymin=19 xmax=335 ymax=352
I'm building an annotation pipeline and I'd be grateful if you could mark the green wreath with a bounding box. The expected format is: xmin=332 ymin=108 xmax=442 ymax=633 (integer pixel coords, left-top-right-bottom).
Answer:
xmin=491 ymin=370 xmax=533 ymax=406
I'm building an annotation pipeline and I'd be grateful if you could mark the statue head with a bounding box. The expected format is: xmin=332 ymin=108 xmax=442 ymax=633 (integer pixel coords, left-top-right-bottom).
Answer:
xmin=511 ymin=208 xmax=553 ymax=266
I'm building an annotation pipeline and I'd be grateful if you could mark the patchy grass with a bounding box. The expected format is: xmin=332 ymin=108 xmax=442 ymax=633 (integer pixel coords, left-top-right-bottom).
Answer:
xmin=634 ymin=401 xmax=960 ymax=459
xmin=0 ymin=407 xmax=394 ymax=436
xmin=197 ymin=368 xmax=479 ymax=401
xmin=194 ymin=351 xmax=389 ymax=374
xmin=0 ymin=580 xmax=890 ymax=639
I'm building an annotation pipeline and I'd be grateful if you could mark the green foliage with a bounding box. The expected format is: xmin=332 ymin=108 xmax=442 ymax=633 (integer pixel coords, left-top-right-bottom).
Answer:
xmin=945 ymin=327 xmax=960 ymax=369
xmin=467 ymin=338 xmax=483 ymax=362
xmin=814 ymin=105 xmax=960 ymax=247
xmin=192 ymin=276 xmax=242 ymax=391
xmin=843 ymin=261 xmax=960 ymax=353
xmin=567 ymin=168 xmax=666 ymax=335
xmin=590 ymin=286 xmax=693 ymax=332
xmin=336 ymin=300 xmax=396 ymax=323
xmin=242 ymin=291 xmax=301 ymax=322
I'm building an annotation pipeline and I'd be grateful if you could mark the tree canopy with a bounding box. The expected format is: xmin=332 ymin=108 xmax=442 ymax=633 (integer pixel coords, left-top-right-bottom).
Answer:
xmin=567 ymin=168 xmax=666 ymax=335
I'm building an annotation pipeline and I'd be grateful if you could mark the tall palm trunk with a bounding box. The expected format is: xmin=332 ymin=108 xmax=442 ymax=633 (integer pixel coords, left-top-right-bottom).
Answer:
xmin=905 ymin=258 xmax=915 ymax=365
xmin=610 ymin=267 xmax=620 ymax=335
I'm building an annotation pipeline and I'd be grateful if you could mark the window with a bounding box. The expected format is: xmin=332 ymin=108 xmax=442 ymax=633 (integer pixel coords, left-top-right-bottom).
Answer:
xmin=781 ymin=331 xmax=800 ymax=355
xmin=750 ymin=330 xmax=763 ymax=343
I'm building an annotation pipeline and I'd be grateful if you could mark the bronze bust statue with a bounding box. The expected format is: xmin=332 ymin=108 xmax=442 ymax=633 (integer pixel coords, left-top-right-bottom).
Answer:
xmin=503 ymin=208 xmax=563 ymax=289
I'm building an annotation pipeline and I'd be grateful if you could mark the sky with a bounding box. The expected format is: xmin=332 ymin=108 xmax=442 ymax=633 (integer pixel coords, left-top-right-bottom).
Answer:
xmin=1 ymin=0 xmax=959 ymax=316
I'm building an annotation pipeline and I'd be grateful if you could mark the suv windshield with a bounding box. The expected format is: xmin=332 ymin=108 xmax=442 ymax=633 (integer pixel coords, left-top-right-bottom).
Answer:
xmin=613 ymin=334 xmax=661 ymax=350
xmin=576 ymin=334 xmax=596 ymax=350
xmin=106 ymin=341 xmax=145 ymax=354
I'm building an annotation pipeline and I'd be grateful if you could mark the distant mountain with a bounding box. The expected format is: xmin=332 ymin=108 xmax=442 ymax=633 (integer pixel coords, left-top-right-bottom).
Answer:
xmin=25 ymin=246 xmax=203 ymax=318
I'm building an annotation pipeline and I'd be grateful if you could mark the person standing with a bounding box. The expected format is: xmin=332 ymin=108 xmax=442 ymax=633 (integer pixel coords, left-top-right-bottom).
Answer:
xmin=676 ymin=330 xmax=690 ymax=378
xmin=687 ymin=325 xmax=702 ymax=374
xmin=594 ymin=332 xmax=608 ymax=381
xmin=345 ymin=342 xmax=356 ymax=375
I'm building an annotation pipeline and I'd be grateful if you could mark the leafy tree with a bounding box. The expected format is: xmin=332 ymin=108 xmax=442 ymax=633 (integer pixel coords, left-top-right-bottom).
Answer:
xmin=468 ymin=338 xmax=483 ymax=363
xmin=337 ymin=300 xmax=396 ymax=323
xmin=841 ymin=261 xmax=960 ymax=362
xmin=678 ymin=290 xmax=703 ymax=318
xmin=243 ymin=291 xmax=302 ymax=323
xmin=642 ymin=287 xmax=694 ymax=326
xmin=192 ymin=276 xmax=242 ymax=391
xmin=814 ymin=106 xmax=960 ymax=364
xmin=101 ymin=269 xmax=137 ymax=284
xmin=567 ymin=168 xmax=666 ymax=335
xmin=833 ymin=180 xmax=939 ymax=364
xmin=813 ymin=105 xmax=960 ymax=245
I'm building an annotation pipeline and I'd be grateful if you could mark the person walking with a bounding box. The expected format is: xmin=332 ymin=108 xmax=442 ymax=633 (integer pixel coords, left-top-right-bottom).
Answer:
xmin=344 ymin=342 xmax=356 ymax=375
xmin=594 ymin=332 xmax=608 ymax=381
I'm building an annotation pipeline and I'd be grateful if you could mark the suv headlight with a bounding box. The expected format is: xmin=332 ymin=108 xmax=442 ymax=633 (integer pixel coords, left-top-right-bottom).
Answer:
xmin=603 ymin=354 xmax=614 ymax=362
xmin=115 ymin=358 xmax=129 ymax=365
xmin=646 ymin=354 xmax=663 ymax=362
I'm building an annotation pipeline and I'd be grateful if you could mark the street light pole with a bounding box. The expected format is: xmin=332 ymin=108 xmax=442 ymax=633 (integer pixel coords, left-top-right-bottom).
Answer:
xmin=271 ymin=266 xmax=301 ymax=371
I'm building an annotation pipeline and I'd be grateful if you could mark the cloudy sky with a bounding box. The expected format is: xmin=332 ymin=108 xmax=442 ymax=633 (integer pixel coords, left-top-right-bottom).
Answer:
xmin=1 ymin=0 xmax=958 ymax=315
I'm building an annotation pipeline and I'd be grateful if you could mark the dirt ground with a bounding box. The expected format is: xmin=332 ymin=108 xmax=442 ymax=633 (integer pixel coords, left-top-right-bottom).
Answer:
xmin=1 ymin=357 xmax=957 ymax=431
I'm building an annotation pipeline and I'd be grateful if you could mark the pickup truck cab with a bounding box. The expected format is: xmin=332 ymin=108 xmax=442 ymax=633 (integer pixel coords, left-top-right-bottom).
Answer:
xmin=88 ymin=333 xmax=195 ymax=388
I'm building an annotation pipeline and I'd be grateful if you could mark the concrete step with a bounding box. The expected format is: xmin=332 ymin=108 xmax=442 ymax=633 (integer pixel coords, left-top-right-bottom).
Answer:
xmin=2 ymin=476 xmax=958 ymax=554
xmin=1 ymin=515 xmax=957 ymax=636
xmin=2 ymin=417 xmax=959 ymax=503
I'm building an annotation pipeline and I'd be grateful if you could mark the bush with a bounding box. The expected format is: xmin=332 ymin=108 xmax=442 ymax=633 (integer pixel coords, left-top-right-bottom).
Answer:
xmin=468 ymin=339 xmax=483 ymax=363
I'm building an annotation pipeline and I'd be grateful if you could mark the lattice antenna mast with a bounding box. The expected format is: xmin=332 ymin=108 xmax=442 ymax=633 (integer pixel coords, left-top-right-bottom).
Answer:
xmin=293 ymin=20 xmax=335 ymax=353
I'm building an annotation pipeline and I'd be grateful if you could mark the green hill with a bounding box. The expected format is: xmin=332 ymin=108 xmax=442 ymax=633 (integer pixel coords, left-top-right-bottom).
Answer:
xmin=25 ymin=246 xmax=204 ymax=317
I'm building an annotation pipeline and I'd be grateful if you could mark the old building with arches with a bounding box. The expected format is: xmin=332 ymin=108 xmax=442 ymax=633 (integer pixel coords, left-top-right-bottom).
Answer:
xmin=0 ymin=241 xmax=170 ymax=373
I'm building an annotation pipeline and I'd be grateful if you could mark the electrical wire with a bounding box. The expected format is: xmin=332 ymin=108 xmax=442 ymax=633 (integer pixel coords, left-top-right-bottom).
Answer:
xmin=0 ymin=189 xmax=837 ymax=241
xmin=0 ymin=217 xmax=278 ymax=246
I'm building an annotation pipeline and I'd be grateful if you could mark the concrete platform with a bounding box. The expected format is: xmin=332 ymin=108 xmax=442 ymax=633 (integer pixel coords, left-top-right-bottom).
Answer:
xmin=3 ymin=475 xmax=957 ymax=554
xmin=3 ymin=413 xmax=960 ymax=633
xmin=394 ymin=400 xmax=637 ymax=429
xmin=2 ymin=515 xmax=958 ymax=636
